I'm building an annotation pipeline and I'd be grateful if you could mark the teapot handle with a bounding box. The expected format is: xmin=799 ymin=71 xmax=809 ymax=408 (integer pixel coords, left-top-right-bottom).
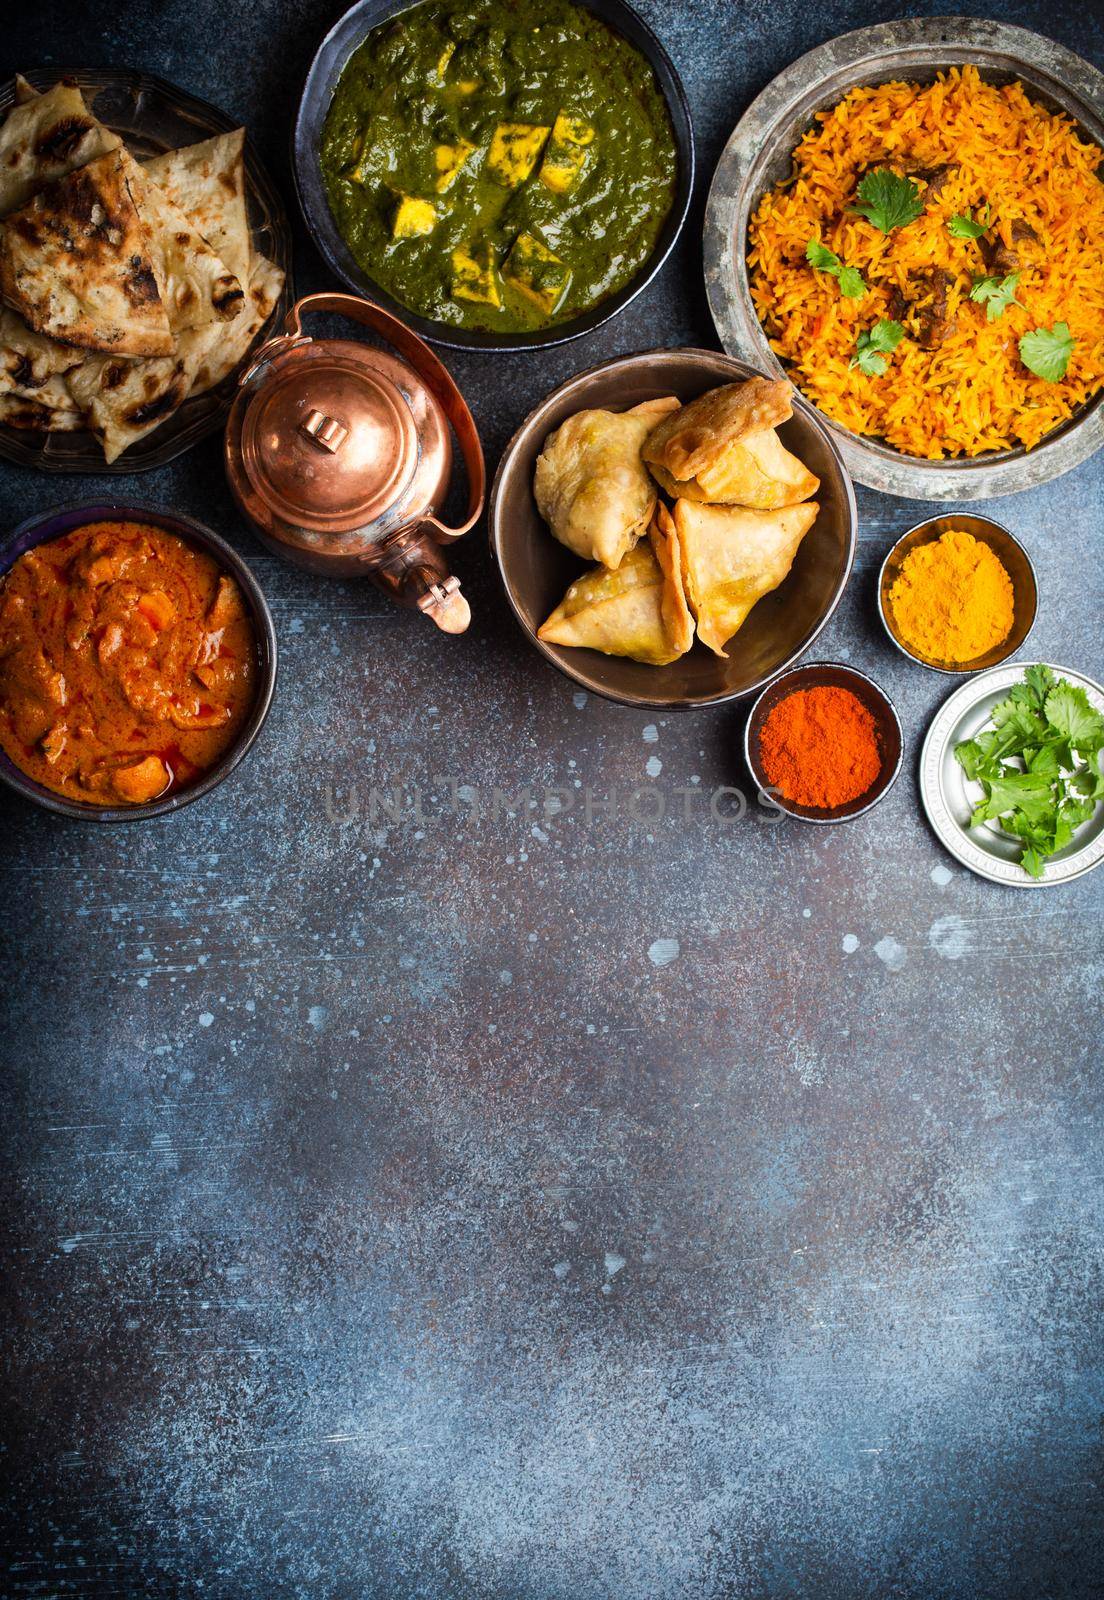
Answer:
xmin=278 ymin=292 xmax=485 ymax=543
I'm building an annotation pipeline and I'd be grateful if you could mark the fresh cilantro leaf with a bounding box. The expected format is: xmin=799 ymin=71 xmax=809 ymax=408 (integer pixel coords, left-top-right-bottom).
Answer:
xmin=1020 ymin=845 xmax=1047 ymax=879
xmin=851 ymin=318 xmax=905 ymax=376
xmin=1045 ymin=683 xmax=1104 ymax=748
xmin=954 ymin=664 xmax=1104 ymax=878
xmin=806 ymin=240 xmax=840 ymax=272
xmin=972 ymin=771 xmax=1055 ymax=827
xmin=837 ymin=265 xmax=867 ymax=299
xmin=1070 ymin=761 xmax=1104 ymax=801
xmin=948 ymin=210 xmax=988 ymax=240
xmin=852 ymin=168 xmax=925 ymax=233
xmin=805 ymin=239 xmax=866 ymax=298
xmin=970 ymin=272 xmax=1020 ymax=322
xmin=1019 ymin=322 xmax=1075 ymax=382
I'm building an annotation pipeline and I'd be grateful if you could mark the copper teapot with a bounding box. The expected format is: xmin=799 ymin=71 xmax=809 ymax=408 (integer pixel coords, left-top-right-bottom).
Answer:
xmin=224 ymin=292 xmax=485 ymax=633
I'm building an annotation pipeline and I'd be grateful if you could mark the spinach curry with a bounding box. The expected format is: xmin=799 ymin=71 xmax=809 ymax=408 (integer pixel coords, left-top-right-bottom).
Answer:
xmin=319 ymin=0 xmax=678 ymax=333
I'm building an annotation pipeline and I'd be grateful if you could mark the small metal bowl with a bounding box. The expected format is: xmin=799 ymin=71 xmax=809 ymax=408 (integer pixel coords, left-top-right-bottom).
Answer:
xmin=744 ymin=661 xmax=902 ymax=823
xmin=878 ymin=514 xmax=1038 ymax=676
xmin=0 ymin=502 xmax=277 ymax=822
xmin=490 ymin=347 xmax=856 ymax=710
xmin=293 ymin=0 xmax=694 ymax=353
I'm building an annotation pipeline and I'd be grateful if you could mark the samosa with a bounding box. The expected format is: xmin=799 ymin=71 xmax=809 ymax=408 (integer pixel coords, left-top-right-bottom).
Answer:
xmin=537 ymin=506 xmax=693 ymax=666
xmin=534 ymin=395 xmax=679 ymax=569
xmin=673 ymin=498 xmax=818 ymax=657
xmin=644 ymin=377 xmax=819 ymax=509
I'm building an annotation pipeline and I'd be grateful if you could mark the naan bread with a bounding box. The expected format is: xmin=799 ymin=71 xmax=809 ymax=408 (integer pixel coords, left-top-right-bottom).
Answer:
xmin=0 ymin=307 xmax=84 ymax=397
xmin=144 ymin=129 xmax=250 ymax=286
xmin=0 ymin=148 xmax=173 ymax=356
xmin=188 ymin=252 xmax=283 ymax=395
xmin=534 ymin=396 xmax=679 ymax=570
xmin=643 ymin=377 xmax=818 ymax=509
xmin=66 ymin=351 xmax=190 ymax=463
xmin=0 ymin=79 xmax=120 ymax=215
xmin=673 ymin=498 xmax=818 ymax=657
xmin=0 ymin=393 xmax=84 ymax=431
xmin=67 ymin=253 xmax=283 ymax=461
xmin=141 ymin=180 xmax=244 ymax=331
xmin=537 ymin=515 xmax=693 ymax=666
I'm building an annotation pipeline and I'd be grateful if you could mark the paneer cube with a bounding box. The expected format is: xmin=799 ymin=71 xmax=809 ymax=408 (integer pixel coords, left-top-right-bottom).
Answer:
xmin=391 ymin=195 xmax=437 ymax=239
xmin=539 ymin=112 xmax=595 ymax=194
xmin=451 ymin=243 xmax=500 ymax=307
xmin=486 ymin=122 xmax=550 ymax=187
xmin=434 ymin=139 xmax=476 ymax=194
xmin=503 ymin=232 xmax=571 ymax=314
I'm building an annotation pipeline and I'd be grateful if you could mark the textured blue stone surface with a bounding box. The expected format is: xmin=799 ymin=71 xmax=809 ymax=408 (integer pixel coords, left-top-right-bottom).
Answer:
xmin=1 ymin=3 xmax=1102 ymax=1596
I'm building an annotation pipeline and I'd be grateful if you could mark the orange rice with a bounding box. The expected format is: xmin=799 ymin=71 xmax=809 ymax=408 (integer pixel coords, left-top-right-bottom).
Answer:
xmin=747 ymin=66 xmax=1104 ymax=458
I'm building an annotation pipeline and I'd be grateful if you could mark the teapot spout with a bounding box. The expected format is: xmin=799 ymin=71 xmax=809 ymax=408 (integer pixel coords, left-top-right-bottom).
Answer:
xmin=368 ymin=533 xmax=471 ymax=634
xmin=418 ymin=576 xmax=471 ymax=634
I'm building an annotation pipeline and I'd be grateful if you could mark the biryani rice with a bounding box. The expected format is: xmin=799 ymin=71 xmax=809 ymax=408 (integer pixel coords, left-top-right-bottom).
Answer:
xmin=747 ymin=66 xmax=1104 ymax=458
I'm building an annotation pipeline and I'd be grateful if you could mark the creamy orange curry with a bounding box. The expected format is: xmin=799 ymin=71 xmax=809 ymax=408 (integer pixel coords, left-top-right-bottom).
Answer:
xmin=0 ymin=520 xmax=257 ymax=805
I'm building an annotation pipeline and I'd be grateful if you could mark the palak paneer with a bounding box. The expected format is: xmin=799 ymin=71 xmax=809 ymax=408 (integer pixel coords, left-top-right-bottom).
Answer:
xmin=319 ymin=0 xmax=679 ymax=333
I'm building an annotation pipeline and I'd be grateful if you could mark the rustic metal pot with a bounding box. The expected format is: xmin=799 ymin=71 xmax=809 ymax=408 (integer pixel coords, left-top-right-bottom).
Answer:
xmin=703 ymin=17 xmax=1104 ymax=500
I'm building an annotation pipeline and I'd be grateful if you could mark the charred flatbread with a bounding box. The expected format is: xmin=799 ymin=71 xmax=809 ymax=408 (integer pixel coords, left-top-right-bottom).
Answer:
xmin=141 ymin=180 xmax=244 ymax=331
xmin=0 ymin=147 xmax=173 ymax=356
xmin=144 ymin=129 xmax=250 ymax=286
xmin=0 ymin=79 xmax=120 ymax=215
xmin=0 ymin=392 xmax=84 ymax=431
xmin=0 ymin=307 xmax=84 ymax=398
xmin=68 ymin=252 xmax=283 ymax=460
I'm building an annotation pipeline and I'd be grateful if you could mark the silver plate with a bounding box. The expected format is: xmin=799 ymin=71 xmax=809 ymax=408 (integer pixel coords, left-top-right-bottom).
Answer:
xmin=919 ymin=662 xmax=1104 ymax=888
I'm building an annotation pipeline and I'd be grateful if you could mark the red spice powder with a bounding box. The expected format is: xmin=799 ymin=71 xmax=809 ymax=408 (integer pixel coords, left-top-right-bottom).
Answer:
xmin=759 ymin=685 xmax=882 ymax=808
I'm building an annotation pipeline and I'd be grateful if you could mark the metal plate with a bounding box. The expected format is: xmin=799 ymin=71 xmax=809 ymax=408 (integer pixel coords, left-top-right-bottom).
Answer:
xmin=0 ymin=67 xmax=294 ymax=474
xmin=702 ymin=17 xmax=1104 ymax=500
xmin=919 ymin=662 xmax=1104 ymax=888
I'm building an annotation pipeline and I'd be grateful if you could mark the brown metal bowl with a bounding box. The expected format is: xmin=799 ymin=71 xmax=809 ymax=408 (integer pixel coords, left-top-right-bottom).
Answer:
xmin=489 ymin=347 xmax=857 ymax=710
xmin=878 ymin=513 xmax=1038 ymax=675
xmin=744 ymin=661 xmax=902 ymax=823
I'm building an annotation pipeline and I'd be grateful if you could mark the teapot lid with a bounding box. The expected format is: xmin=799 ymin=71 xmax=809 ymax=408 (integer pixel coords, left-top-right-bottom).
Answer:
xmin=239 ymin=349 xmax=418 ymax=534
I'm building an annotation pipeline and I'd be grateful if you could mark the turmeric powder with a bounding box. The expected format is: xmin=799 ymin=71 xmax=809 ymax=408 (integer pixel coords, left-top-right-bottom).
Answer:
xmin=888 ymin=528 xmax=1014 ymax=665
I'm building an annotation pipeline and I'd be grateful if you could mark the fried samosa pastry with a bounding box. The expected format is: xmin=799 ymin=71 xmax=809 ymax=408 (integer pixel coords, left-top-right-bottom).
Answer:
xmin=644 ymin=377 xmax=819 ymax=509
xmin=534 ymin=395 xmax=679 ymax=569
xmin=537 ymin=509 xmax=693 ymax=665
xmin=0 ymin=148 xmax=173 ymax=356
xmin=673 ymin=498 xmax=818 ymax=657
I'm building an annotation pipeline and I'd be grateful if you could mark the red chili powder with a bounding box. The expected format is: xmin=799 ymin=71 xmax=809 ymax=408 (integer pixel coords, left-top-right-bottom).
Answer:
xmin=758 ymin=685 xmax=882 ymax=808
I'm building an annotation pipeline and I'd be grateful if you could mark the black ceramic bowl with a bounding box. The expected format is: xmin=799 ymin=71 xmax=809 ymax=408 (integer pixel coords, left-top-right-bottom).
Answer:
xmin=744 ymin=662 xmax=903 ymax=823
xmin=293 ymin=0 xmax=694 ymax=352
xmin=490 ymin=348 xmax=857 ymax=710
xmin=0 ymin=503 xmax=277 ymax=822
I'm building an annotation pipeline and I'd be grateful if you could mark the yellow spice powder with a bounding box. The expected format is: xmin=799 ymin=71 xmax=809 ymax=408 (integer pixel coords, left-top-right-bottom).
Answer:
xmin=889 ymin=529 xmax=1015 ymax=664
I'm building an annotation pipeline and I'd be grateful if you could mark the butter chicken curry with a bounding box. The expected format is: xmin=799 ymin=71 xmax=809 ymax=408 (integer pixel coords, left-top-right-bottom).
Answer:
xmin=0 ymin=520 xmax=257 ymax=806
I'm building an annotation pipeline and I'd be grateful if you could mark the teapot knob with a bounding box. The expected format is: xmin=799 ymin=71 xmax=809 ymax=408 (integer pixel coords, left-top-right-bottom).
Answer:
xmin=300 ymin=409 xmax=349 ymax=453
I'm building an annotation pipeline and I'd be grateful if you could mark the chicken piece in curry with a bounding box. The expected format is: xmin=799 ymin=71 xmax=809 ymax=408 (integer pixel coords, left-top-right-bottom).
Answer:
xmin=0 ymin=520 xmax=257 ymax=805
